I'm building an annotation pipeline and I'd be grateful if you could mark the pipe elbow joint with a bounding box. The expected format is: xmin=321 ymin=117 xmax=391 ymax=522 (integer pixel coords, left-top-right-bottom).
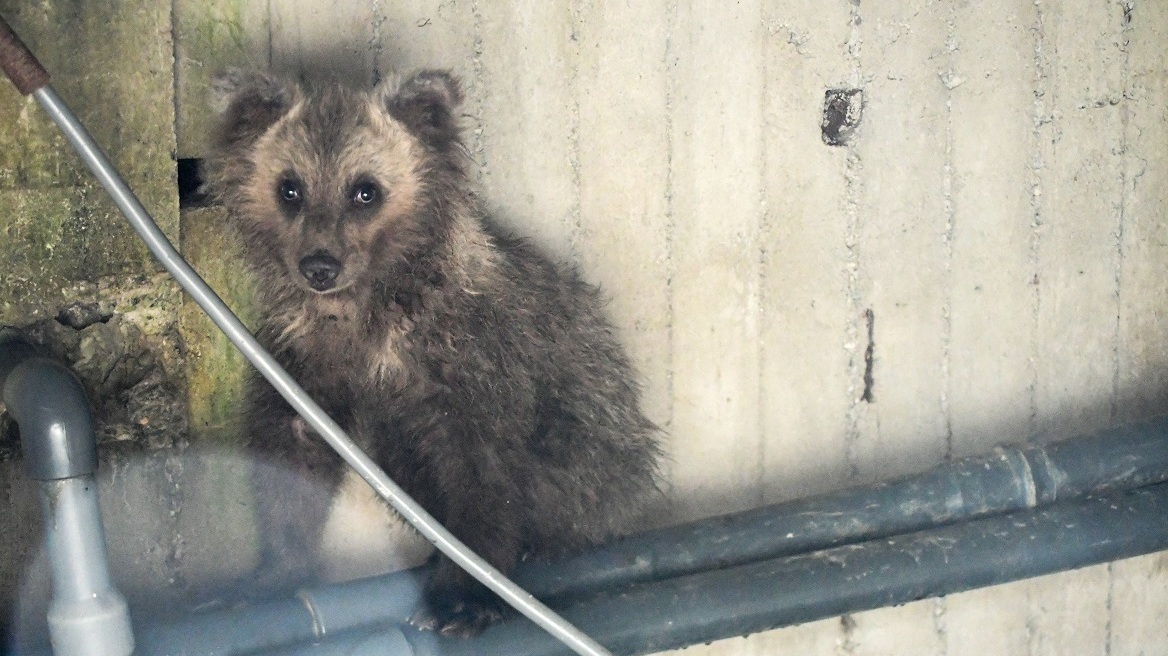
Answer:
xmin=0 ymin=329 xmax=97 ymax=480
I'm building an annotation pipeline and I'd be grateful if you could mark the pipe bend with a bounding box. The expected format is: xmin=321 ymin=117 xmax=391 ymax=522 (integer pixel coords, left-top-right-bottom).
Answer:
xmin=1 ymin=331 xmax=97 ymax=480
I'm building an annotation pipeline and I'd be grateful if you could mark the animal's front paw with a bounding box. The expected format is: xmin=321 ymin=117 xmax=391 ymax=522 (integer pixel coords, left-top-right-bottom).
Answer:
xmin=409 ymin=588 xmax=506 ymax=637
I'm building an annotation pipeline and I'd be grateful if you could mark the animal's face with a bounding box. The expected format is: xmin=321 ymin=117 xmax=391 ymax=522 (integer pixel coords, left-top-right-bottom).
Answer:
xmin=247 ymin=96 xmax=424 ymax=294
xmin=211 ymin=70 xmax=463 ymax=295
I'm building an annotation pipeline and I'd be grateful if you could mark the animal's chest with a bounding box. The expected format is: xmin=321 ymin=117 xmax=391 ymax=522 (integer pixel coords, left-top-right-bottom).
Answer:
xmin=280 ymin=302 xmax=414 ymax=403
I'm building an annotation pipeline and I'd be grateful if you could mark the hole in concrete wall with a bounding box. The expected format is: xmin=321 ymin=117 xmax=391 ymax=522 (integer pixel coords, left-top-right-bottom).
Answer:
xmin=55 ymin=301 xmax=113 ymax=330
xmin=822 ymin=88 xmax=863 ymax=146
xmin=177 ymin=158 xmax=210 ymax=209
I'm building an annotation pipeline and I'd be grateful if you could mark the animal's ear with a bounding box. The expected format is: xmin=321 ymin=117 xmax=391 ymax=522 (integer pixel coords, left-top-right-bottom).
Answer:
xmin=380 ymin=70 xmax=463 ymax=145
xmin=211 ymin=69 xmax=296 ymax=152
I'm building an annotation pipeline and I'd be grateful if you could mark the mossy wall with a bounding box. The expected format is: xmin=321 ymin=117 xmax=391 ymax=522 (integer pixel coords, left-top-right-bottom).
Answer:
xmin=0 ymin=1 xmax=262 ymax=642
xmin=0 ymin=1 xmax=178 ymax=322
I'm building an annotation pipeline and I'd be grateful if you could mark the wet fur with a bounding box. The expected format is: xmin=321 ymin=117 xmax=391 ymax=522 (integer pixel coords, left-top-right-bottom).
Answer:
xmin=208 ymin=69 xmax=662 ymax=634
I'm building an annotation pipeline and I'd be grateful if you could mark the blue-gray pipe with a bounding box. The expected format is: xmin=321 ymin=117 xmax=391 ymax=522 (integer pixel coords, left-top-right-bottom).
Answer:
xmin=525 ymin=413 xmax=1168 ymax=600
xmin=415 ymin=480 xmax=1168 ymax=656
xmin=189 ymin=479 xmax=1168 ymax=656
xmin=0 ymin=328 xmax=134 ymax=656
xmin=134 ymin=414 xmax=1168 ymax=655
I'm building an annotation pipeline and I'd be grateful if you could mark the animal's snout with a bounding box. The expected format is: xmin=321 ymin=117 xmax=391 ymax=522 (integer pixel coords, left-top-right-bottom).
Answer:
xmin=298 ymin=252 xmax=343 ymax=291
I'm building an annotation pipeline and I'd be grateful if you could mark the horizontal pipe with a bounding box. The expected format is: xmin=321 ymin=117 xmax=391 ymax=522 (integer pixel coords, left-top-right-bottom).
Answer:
xmin=136 ymin=415 xmax=1168 ymax=655
xmin=133 ymin=570 xmax=432 ymax=654
xmin=276 ymin=481 xmax=1168 ymax=656
xmin=525 ymin=414 xmax=1168 ymax=600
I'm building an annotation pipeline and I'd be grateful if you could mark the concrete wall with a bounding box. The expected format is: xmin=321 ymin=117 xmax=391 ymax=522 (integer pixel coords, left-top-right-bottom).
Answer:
xmin=2 ymin=0 xmax=1168 ymax=653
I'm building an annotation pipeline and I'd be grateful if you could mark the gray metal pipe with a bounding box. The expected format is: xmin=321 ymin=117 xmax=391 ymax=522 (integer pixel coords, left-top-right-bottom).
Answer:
xmin=255 ymin=481 xmax=1168 ymax=656
xmin=0 ymin=329 xmax=96 ymax=481
xmin=523 ymin=413 xmax=1168 ymax=600
xmin=135 ymin=415 xmax=1168 ymax=655
xmin=0 ymin=329 xmax=134 ymax=656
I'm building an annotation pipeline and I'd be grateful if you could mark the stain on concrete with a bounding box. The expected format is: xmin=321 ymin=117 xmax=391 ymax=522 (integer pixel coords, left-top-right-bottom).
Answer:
xmin=0 ymin=1 xmax=180 ymax=326
xmin=862 ymin=308 xmax=875 ymax=404
xmin=822 ymin=88 xmax=863 ymax=146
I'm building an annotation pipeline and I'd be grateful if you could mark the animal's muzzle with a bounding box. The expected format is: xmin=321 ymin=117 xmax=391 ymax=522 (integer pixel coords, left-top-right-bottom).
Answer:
xmin=298 ymin=252 xmax=343 ymax=291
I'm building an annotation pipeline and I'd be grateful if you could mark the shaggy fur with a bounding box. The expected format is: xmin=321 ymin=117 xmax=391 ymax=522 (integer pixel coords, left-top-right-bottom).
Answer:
xmin=207 ymin=69 xmax=662 ymax=635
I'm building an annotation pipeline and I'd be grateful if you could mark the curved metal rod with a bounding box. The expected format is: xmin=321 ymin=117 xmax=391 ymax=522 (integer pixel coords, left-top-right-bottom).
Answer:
xmin=0 ymin=39 xmax=611 ymax=656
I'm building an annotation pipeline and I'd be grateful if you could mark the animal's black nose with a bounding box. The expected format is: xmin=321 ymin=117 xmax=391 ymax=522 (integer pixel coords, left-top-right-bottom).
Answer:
xmin=298 ymin=253 xmax=342 ymax=291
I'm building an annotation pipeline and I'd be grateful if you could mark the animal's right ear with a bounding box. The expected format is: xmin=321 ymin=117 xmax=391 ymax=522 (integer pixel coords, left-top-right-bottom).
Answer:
xmin=211 ymin=69 xmax=296 ymax=152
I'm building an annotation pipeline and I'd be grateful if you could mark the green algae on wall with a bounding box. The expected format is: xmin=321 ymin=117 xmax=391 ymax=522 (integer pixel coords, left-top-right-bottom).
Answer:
xmin=174 ymin=0 xmax=270 ymax=158
xmin=0 ymin=1 xmax=180 ymax=326
xmin=179 ymin=205 xmax=258 ymax=441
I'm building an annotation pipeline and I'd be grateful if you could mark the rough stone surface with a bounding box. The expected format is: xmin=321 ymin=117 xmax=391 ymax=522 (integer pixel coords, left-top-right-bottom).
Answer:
xmin=8 ymin=275 xmax=188 ymax=451
xmin=0 ymin=1 xmax=180 ymax=324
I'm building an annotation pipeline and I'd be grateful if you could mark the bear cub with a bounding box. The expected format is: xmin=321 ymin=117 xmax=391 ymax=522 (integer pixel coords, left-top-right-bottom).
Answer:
xmin=207 ymin=69 xmax=662 ymax=636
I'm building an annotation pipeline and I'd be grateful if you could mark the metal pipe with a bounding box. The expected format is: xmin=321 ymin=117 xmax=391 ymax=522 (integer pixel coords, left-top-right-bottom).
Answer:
xmin=262 ymin=481 xmax=1168 ymax=656
xmin=522 ymin=414 xmax=1168 ymax=600
xmin=135 ymin=414 xmax=1168 ymax=654
xmin=0 ymin=329 xmax=134 ymax=656
xmin=0 ymin=14 xmax=609 ymax=656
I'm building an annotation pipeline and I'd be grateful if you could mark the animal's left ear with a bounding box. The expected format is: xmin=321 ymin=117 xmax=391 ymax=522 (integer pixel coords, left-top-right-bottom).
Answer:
xmin=380 ymin=70 xmax=463 ymax=145
xmin=211 ymin=69 xmax=297 ymax=154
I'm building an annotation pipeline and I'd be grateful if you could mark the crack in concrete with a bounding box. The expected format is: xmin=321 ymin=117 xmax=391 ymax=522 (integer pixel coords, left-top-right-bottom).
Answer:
xmin=842 ymin=0 xmax=866 ymax=484
xmin=1112 ymin=0 xmax=1135 ymax=425
xmin=1026 ymin=0 xmax=1051 ymax=443
xmin=940 ymin=2 xmax=957 ymax=461
xmin=662 ymin=0 xmax=678 ymax=444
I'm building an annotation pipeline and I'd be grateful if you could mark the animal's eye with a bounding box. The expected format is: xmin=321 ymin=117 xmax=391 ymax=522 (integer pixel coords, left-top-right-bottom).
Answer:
xmin=351 ymin=182 xmax=380 ymax=206
xmin=277 ymin=179 xmax=302 ymax=204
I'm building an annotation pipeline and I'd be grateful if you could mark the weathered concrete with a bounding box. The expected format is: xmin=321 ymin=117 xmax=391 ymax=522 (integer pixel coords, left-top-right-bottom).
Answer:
xmin=948 ymin=0 xmax=1038 ymax=458
xmin=1110 ymin=552 xmax=1168 ymax=655
xmin=178 ymin=206 xmax=257 ymax=439
xmin=174 ymin=206 xmax=260 ymax=591
xmin=1117 ymin=0 xmax=1168 ymax=424
xmin=574 ymin=0 xmax=673 ymax=452
xmin=849 ymin=1 xmax=951 ymax=484
xmin=0 ymin=1 xmax=179 ymax=324
xmin=668 ymin=0 xmax=767 ymax=522
xmin=759 ymin=0 xmax=854 ymax=505
xmin=174 ymin=0 xmax=270 ymax=158
xmin=4 ymin=0 xmax=1168 ymax=653
xmin=1033 ymin=0 xmax=1127 ymax=442
xmin=477 ymin=2 xmax=579 ymax=261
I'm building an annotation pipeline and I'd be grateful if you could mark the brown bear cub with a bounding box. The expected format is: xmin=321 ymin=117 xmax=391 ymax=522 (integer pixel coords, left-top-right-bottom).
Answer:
xmin=206 ymin=69 xmax=662 ymax=636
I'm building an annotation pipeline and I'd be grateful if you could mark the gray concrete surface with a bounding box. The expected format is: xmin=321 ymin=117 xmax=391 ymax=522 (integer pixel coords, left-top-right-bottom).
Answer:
xmin=1 ymin=0 xmax=1167 ymax=654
